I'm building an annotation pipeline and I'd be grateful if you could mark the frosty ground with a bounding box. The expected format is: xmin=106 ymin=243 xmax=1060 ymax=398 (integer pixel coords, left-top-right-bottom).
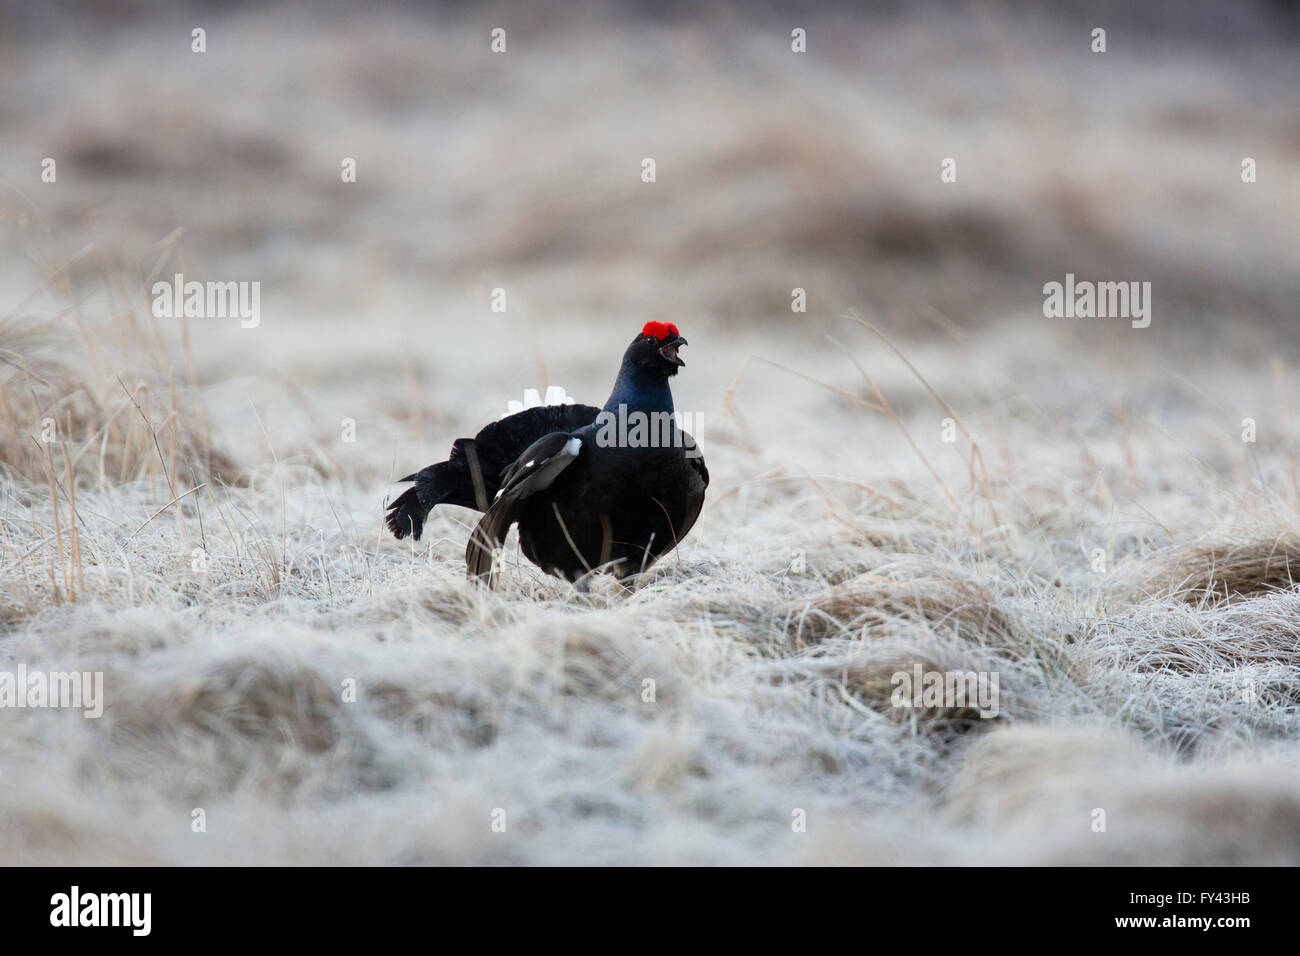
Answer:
xmin=2 ymin=3 xmax=1299 ymax=864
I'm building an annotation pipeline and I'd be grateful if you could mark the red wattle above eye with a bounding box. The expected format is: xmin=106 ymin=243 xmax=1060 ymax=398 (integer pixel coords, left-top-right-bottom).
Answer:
xmin=641 ymin=321 xmax=680 ymax=341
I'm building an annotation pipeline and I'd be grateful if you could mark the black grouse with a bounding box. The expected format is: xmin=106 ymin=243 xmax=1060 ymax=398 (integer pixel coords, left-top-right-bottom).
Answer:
xmin=386 ymin=322 xmax=708 ymax=586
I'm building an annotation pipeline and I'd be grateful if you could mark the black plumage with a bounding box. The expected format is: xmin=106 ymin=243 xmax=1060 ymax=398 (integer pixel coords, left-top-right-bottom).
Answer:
xmin=385 ymin=403 xmax=600 ymax=541
xmin=388 ymin=323 xmax=708 ymax=586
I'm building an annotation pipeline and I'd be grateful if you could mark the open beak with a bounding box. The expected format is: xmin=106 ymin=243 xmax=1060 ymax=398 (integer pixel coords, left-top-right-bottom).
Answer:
xmin=659 ymin=334 xmax=687 ymax=366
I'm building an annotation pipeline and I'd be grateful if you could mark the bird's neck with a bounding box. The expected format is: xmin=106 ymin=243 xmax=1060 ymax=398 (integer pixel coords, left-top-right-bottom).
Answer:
xmin=603 ymin=361 xmax=675 ymax=416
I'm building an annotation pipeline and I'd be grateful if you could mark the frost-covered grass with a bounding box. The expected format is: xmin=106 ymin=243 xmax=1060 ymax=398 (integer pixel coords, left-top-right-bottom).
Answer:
xmin=2 ymin=2 xmax=1298 ymax=865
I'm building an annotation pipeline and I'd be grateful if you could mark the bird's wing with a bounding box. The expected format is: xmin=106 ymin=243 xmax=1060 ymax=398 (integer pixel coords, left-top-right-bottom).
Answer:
xmin=386 ymin=403 xmax=599 ymax=540
xmin=456 ymin=403 xmax=599 ymax=490
xmin=681 ymin=430 xmax=709 ymax=489
xmin=667 ymin=430 xmax=708 ymax=548
xmin=465 ymin=431 xmax=585 ymax=585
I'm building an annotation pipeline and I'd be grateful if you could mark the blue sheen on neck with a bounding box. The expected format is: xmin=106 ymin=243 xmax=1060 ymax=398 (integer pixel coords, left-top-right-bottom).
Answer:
xmin=603 ymin=360 xmax=675 ymax=415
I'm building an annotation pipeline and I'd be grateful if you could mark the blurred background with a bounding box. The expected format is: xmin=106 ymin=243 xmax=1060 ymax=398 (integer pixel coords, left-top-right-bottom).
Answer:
xmin=2 ymin=0 xmax=1297 ymax=480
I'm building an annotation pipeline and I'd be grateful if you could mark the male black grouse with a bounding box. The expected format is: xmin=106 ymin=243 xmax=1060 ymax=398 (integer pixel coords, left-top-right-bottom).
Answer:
xmin=386 ymin=322 xmax=708 ymax=585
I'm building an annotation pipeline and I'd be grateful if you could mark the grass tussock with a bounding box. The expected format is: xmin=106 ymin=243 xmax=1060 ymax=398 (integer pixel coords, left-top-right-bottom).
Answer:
xmin=1134 ymin=532 xmax=1300 ymax=604
xmin=789 ymin=558 xmax=1020 ymax=649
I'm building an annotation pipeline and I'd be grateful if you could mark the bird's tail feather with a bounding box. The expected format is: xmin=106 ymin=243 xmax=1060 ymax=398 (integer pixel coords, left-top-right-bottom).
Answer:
xmin=465 ymin=505 xmax=512 ymax=587
xmin=385 ymin=485 xmax=428 ymax=540
xmin=386 ymin=457 xmax=475 ymax=541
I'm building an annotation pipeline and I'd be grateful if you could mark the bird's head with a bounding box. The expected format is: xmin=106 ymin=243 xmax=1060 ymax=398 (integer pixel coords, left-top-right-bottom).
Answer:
xmin=628 ymin=321 xmax=688 ymax=377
